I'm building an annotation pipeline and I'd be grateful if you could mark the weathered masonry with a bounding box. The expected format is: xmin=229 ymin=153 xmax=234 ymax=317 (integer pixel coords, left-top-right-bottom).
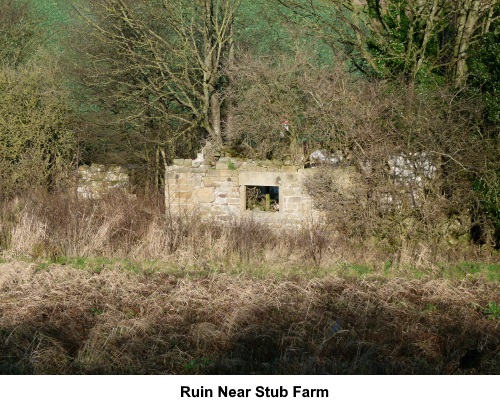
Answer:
xmin=165 ymin=156 xmax=323 ymax=227
xmin=77 ymin=164 xmax=130 ymax=198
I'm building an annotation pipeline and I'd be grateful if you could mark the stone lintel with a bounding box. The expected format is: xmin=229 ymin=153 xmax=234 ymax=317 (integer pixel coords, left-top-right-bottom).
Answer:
xmin=285 ymin=196 xmax=303 ymax=204
xmin=239 ymin=171 xmax=283 ymax=186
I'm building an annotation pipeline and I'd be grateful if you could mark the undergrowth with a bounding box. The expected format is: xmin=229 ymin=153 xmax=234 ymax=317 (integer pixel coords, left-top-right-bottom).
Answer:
xmin=0 ymin=193 xmax=498 ymax=374
xmin=1 ymin=193 xmax=498 ymax=270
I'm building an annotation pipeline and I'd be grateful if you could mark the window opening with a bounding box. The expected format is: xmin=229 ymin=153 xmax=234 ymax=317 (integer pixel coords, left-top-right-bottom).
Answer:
xmin=246 ymin=186 xmax=279 ymax=212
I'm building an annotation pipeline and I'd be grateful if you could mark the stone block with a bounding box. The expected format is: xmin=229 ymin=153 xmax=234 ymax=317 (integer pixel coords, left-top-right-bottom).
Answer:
xmin=215 ymin=162 xmax=230 ymax=170
xmin=174 ymin=167 xmax=194 ymax=173
xmin=217 ymin=176 xmax=239 ymax=184
xmin=190 ymin=167 xmax=207 ymax=173
xmin=193 ymin=187 xmax=215 ymax=203
xmin=165 ymin=172 xmax=180 ymax=179
xmin=216 ymin=170 xmax=235 ymax=178
xmin=191 ymin=175 xmax=203 ymax=188
xmin=217 ymin=185 xmax=234 ymax=195
xmin=285 ymin=203 xmax=299 ymax=211
xmin=176 ymin=174 xmax=189 ymax=181
xmin=280 ymin=166 xmax=298 ymax=173
xmin=174 ymin=191 xmax=192 ymax=200
xmin=239 ymin=171 xmax=281 ymax=186
xmin=173 ymin=159 xmax=185 ymax=166
xmin=171 ymin=183 xmax=191 ymax=192
xmin=243 ymin=163 xmax=257 ymax=170
xmin=282 ymin=188 xmax=300 ymax=196
xmin=206 ymin=169 xmax=220 ymax=177
xmin=202 ymin=177 xmax=218 ymax=187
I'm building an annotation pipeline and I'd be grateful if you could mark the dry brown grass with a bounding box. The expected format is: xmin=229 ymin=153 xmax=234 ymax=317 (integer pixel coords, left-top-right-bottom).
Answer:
xmin=1 ymin=192 xmax=496 ymax=270
xmin=0 ymin=193 xmax=498 ymax=374
xmin=0 ymin=260 xmax=498 ymax=374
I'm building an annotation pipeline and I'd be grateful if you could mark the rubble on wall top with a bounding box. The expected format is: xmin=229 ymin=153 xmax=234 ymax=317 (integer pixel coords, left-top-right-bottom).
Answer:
xmin=169 ymin=155 xmax=300 ymax=172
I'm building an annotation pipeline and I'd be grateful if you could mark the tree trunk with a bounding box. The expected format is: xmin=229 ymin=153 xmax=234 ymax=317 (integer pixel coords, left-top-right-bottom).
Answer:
xmin=161 ymin=143 xmax=176 ymax=219
xmin=224 ymin=21 xmax=236 ymax=139
xmin=211 ymin=92 xmax=222 ymax=145
xmin=453 ymin=0 xmax=481 ymax=88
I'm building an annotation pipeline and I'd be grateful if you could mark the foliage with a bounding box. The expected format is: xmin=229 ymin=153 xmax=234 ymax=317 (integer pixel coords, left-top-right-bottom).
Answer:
xmin=0 ymin=0 xmax=41 ymax=66
xmin=472 ymin=174 xmax=500 ymax=247
xmin=484 ymin=302 xmax=500 ymax=320
xmin=0 ymin=65 xmax=75 ymax=197
xmin=0 ymin=1 xmax=75 ymax=199
xmin=235 ymin=0 xmax=333 ymax=64
xmin=468 ymin=6 xmax=500 ymax=126
xmin=275 ymin=0 xmax=497 ymax=87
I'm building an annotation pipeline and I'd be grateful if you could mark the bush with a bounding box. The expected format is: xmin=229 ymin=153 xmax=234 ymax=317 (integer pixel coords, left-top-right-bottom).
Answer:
xmin=0 ymin=65 xmax=75 ymax=198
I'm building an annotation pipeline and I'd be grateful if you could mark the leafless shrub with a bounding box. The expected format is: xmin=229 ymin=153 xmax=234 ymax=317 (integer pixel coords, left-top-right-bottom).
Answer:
xmin=229 ymin=49 xmax=499 ymax=258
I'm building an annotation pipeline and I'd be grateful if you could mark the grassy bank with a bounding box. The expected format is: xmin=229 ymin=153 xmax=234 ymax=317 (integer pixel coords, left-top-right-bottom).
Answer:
xmin=0 ymin=260 xmax=498 ymax=374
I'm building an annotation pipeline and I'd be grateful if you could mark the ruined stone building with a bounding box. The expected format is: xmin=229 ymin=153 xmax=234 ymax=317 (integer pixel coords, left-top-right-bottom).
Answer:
xmin=164 ymin=154 xmax=323 ymax=227
xmin=77 ymin=149 xmax=436 ymax=228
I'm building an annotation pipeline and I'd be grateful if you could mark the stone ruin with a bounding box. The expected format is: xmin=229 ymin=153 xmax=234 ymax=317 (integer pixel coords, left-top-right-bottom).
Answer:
xmin=388 ymin=153 xmax=437 ymax=186
xmin=75 ymin=150 xmax=440 ymax=228
xmin=165 ymin=153 xmax=334 ymax=227
xmin=77 ymin=164 xmax=130 ymax=199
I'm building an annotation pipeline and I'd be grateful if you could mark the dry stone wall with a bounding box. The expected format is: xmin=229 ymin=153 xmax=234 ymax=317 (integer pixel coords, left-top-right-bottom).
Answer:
xmin=77 ymin=164 xmax=130 ymax=198
xmin=165 ymin=157 xmax=323 ymax=227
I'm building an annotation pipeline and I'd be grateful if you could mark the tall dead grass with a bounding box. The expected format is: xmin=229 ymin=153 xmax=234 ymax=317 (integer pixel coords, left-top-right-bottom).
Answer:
xmin=0 ymin=261 xmax=498 ymax=374
xmin=0 ymin=192 xmax=493 ymax=268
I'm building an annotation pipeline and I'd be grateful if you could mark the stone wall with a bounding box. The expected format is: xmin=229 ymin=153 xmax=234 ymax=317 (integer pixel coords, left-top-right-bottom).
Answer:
xmin=77 ymin=164 xmax=130 ymax=198
xmin=165 ymin=156 xmax=324 ymax=227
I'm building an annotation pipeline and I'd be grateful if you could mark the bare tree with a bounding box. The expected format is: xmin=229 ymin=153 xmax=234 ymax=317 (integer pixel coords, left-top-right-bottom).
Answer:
xmin=228 ymin=50 xmax=383 ymax=162
xmin=77 ymin=0 xmax=239 ymax=151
